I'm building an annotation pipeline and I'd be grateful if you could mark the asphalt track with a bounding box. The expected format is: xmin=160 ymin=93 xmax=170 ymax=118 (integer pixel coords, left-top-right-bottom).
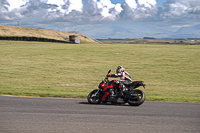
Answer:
xmin=0 ymin=96 xmax=199 ymax=133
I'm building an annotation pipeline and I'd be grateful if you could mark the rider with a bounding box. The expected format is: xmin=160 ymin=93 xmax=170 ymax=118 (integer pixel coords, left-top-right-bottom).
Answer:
xmin=106 ymin=66 xmax=132 ymax=94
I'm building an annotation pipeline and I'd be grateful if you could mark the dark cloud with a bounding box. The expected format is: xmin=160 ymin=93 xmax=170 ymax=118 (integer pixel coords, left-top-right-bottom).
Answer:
xmin=0 ymin=0 xmax=9 ymax=11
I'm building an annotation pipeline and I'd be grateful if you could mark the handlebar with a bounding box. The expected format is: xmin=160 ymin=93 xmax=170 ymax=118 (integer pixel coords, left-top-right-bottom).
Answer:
xmin=103 ymin=69 xmax=111 ymax=84
xmin=104 ymin=76 xmax=109 ymax=84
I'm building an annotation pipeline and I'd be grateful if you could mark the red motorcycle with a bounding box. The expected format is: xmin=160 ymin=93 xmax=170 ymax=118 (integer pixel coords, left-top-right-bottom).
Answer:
xmin=87 ymin=70 xmax=146 ymax=106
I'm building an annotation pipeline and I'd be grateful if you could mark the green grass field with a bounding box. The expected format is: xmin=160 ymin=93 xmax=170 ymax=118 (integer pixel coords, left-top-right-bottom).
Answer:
xmin=0 ymin=41 xmax=199 ymax=103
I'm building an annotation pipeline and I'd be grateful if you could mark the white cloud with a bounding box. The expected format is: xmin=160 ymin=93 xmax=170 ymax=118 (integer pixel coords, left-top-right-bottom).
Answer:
xmin=115 ymin=3 xmax=123 ymax=14
xmin=7 ymin=0 xmax=26 ymax=11
xmin=95 ymin=0 xmax=123 ymax=19
xmin=47 ymin=0 xmax=64 ymax=5
xmin=125 ymin=0 xmax=137 ymax=9
xmin=63 ymin=0 xmax=83 ymax=14
xmin=138 ymin=0 xmax=157 ymax=8
xmin=97 ymin=0 xmax=115 ymax=9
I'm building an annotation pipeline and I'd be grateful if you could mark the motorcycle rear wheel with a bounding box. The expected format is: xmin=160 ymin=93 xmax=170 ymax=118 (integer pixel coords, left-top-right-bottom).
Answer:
xmin=87 ymin=89 xmax=102 ymax=104
xmin=127 ymin=89 xmax=145 ymax=106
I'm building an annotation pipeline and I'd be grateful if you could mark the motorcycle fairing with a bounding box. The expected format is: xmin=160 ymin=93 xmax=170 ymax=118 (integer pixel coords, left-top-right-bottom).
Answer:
xmin=99 ymin=80 xmax=119 ymax=101
xmin=101 ymin=92 xmax=109 ymax=101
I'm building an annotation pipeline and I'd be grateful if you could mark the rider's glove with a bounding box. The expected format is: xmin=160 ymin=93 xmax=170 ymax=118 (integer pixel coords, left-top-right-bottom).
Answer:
xmin=115 ymin=80 xmax=120 ymax=84
xmin=106 ymin=74 xmax=111 ymax=77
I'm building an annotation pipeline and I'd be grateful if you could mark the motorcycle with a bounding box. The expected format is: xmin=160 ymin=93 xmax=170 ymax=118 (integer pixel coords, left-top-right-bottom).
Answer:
xmin=87 ymin=70 xmax=146 ymax=106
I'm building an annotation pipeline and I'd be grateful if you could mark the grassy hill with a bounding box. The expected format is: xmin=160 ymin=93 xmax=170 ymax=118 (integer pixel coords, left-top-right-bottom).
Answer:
xmin=0 ymin=25 xmax=96 ymax=43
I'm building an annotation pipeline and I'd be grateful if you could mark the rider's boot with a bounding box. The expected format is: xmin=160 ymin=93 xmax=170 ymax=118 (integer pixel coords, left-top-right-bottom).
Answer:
xmin=110 ymin=89 xmax=117 ymax=102
xmin=119 ymin=84 xmax=127 ymax=96
xmin=122 ymin=84 xmax=130 ymax=95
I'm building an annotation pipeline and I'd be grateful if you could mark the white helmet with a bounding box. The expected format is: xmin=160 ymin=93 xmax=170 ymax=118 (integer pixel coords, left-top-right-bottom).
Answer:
xmin=116 ymin=66 xmax=125 ymax=73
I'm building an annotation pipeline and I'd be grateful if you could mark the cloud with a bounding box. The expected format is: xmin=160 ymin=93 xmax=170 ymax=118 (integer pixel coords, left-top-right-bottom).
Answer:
xmin=161 ymin=0 xmax=200 ymax=19
xmin=95 ymin=0 xmax=123 ymax=19
xmin=61 ymin=0 xmax=83 ymax=14
xmin=125 ymin=0 xmax=137 ymax=9
xmin=0 ymin=0 xmax=9 ymax=12
xmin=47 ymin=0 xmax=65 ymax=10
xmin=138 ymin=0 xmax=157 ymax=8
xmin=1 ymin=0 xmax=158 ymax=22
xmin=7 ymin=0 xmax=26 ymax=11
xmin=0 ymin=0 xmax=199 ymax=33
xmin=119 ymin=0 xmax=158 ymax=21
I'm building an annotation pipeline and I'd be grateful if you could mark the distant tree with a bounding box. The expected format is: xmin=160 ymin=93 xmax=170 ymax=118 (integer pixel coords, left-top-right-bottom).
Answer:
xmin=143 ymin=37 xmax=156 ymax=39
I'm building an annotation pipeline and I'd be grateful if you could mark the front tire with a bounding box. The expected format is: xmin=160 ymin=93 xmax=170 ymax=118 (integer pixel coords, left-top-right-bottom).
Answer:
xmin=87 ymin=89 xmax=102 ymax=104
xmin=127 ymin=89 xmax=145 ymax=106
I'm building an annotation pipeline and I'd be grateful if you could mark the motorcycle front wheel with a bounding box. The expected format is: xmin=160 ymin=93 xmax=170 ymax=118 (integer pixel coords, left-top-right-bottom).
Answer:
xmin=87 ymin=89 xmax=102 ymax=104
xmin=127 ymin=89 xmax=145 ymax=106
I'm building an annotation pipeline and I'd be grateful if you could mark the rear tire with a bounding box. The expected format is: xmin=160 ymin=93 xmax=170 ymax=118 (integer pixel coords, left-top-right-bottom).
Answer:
xmin=127 ymin=89 xmax=145 ymax=106
xmin=87 ymin=89 xmax=102 ymax=104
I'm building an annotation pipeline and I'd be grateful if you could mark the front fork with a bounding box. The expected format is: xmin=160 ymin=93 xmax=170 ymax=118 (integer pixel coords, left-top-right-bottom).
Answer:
xmin=94 ymin=89 xmax=100 ymax=97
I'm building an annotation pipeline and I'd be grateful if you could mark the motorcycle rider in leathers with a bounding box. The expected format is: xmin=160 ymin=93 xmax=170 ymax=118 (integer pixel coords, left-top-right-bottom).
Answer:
xmin=106 ymin=66 xmax=132 ymax=95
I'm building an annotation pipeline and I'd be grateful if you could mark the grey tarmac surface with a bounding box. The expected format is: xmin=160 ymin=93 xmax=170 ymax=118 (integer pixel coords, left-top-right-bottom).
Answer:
xmin=0 ymin=96 xmax=199 ymax=133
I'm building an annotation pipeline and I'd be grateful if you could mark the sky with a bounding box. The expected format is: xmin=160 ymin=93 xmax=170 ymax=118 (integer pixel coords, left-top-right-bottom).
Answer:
xmin=1 ymin=0 xmax=200 ymax=38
